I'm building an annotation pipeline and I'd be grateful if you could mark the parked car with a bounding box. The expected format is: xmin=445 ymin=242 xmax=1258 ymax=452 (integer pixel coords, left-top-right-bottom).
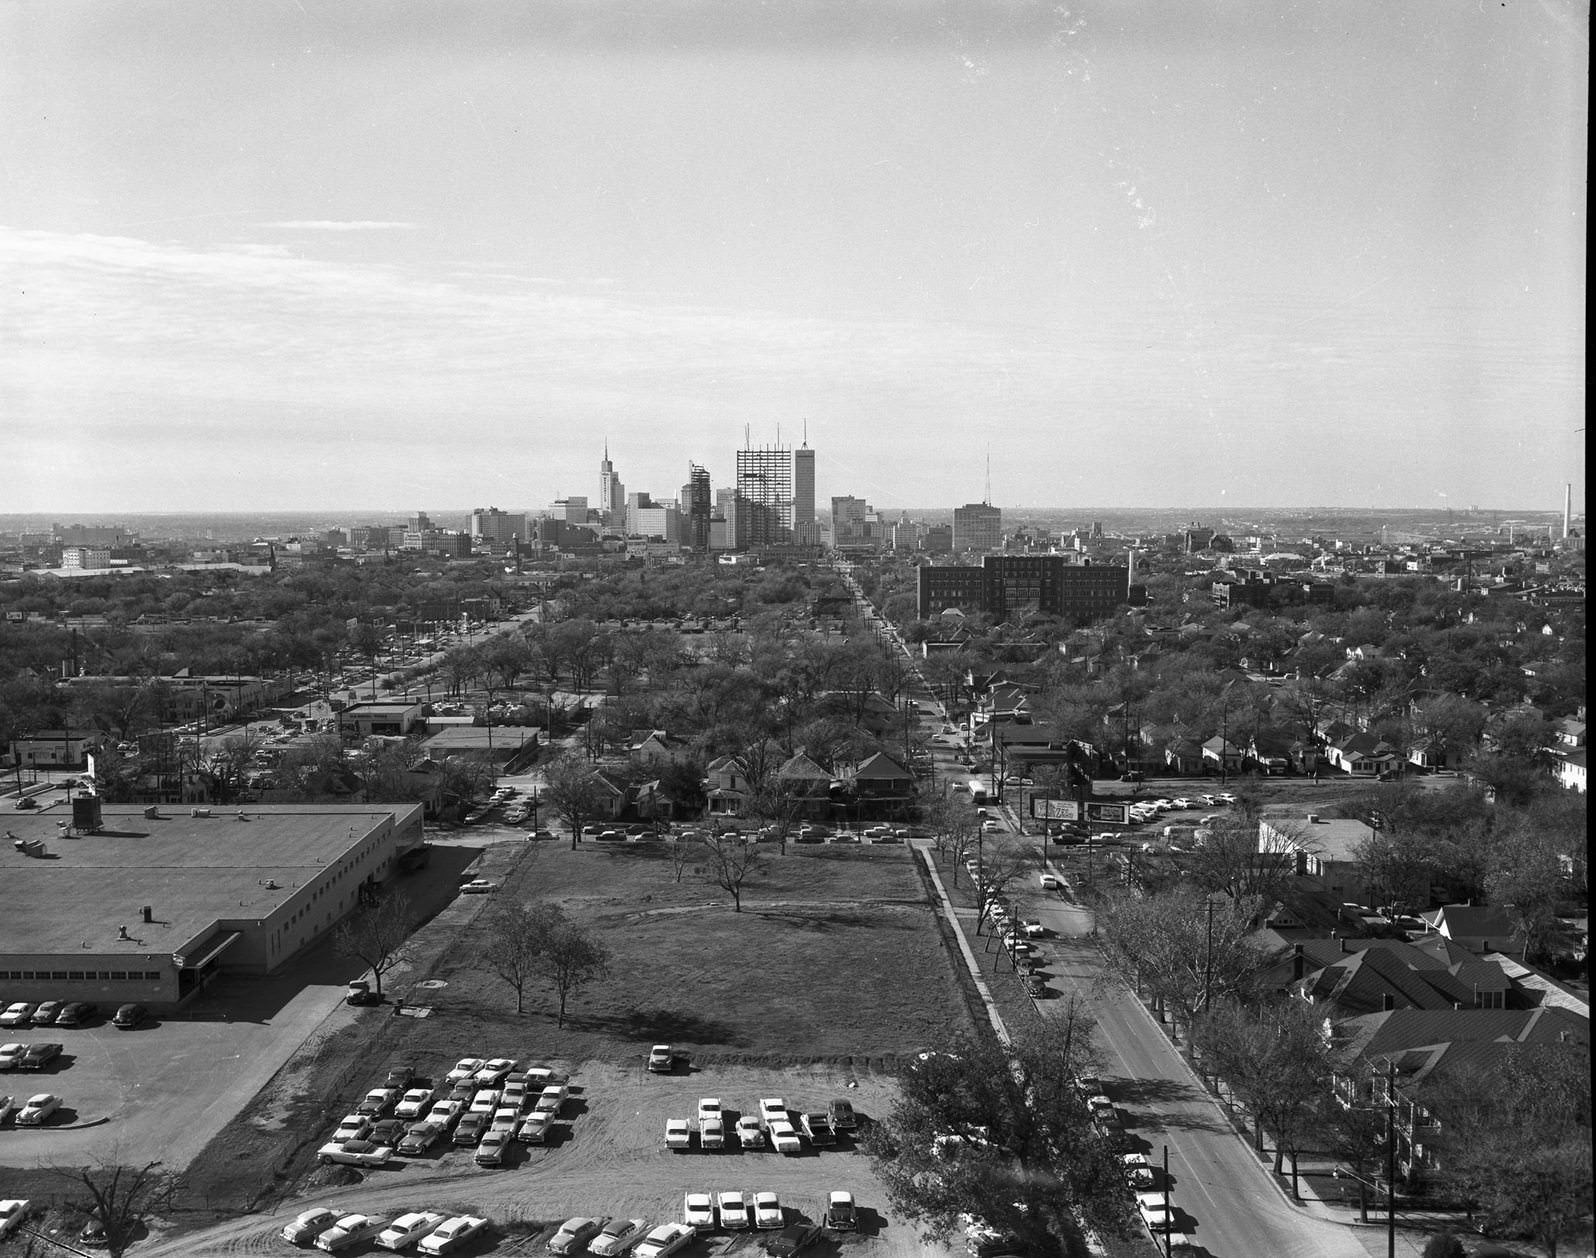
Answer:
xmin=460 ymin=880 xmax=498 ymax=894
xmin=647 ymin=1044 xmax=674 ymax=1073
xmin=111 ymin=1004 xmax=149 ymax=1030
xmin=315 ymin=1214 xmax=391 ymax=1253
xmin=367 ymin=1118 xmax=406 ymax=1148
xmin=715 ymin=1190 xmax=751 ymax=1231
xmin=632 ymin=1222 xmax=696 ymax=1258
xmin=735 ymin=1115 xmax=765 ymax=1148
xmin=453 ymin=1111 xmax=490 ymax=1145
xmin=475 ymin=1128 xmax=513 ymax=1166
xmin=475 ymin=1058 xmax=517 ymax=1085
xmin=758 ymin=1097 xmax=788 ymax=1129
xmin=29 ymin=1002 xmax=64 ymax=1027
xmin=394 ymin=1087 xmax=437 ymax=1120
xmin=1121 ymin=1151 xmax=1156 ymax=1190
xmin=15 ymin=1093 xmax=59 ymax=1125
xmin=396 ymin=1121 xmax=445 ymax=1156
xmin=682 ymin=1193 xmax=715 ymax=1230
xmin=54 ymin=1002 xmax=98 ymax=1027
xmin=664 ymin=1118 xmax=693 ymax=1151
xmin=516 ymin=1111 xmax=554 ymax=1144
xmin=18 ymin=1043 xmax=61 ymax=1071
xmin=761 ymin=1222 xmax=822 ymax=1256
xmin=445 ymin=1057 xmax=485 ymax=1084
xmin=424 ymin=1098 xmax=462 ymax=1129
xmin=799 ymin=1112 xmax=835 ymax=1147
xmin=332 ymin=1114 xmax=372 ymax=1142
xmin=768 ymin=1119 xmax=802 ymax=1155
xmin=357 ymin=1086 xmax=400 ymax=1117
xmin=751 ymin=1191 xmax=783 ymax=1230
xmin=824 ymin=1191 xmax=857 ymax=1231
xmin=0 ymin=1044 xmax=26 ymax=1071
xmin=577 ymin=1221 xmax=640 ymax=1257
xmin=468 ymin=1088 xmax=500 ymax=1115
xmin=416 ymin=1216 xmax=487 ymax=1256
xmin=0 ymin=1005 xmax=36 ymax=1029
xmin=698 ymin=1115 xmax=726 ymax=1149
xmin=317 ymin=1139 xmax=393 ymax=1168
xmin=375 ymin=1211 xmax=448 ymax=1252
xmin=697 ymin=1097 xmax=722 ymax=1123
xmin=281 ymin=1207 xmax=342 ymax=1246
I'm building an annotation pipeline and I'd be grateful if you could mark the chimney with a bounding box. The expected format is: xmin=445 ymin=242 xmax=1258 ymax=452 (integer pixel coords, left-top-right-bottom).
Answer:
xmin=1306 ymin=812 xmax=1319 ymax=824
xmin=1292 ymin=943 xmax=1305 ymax=981
xmin=117 ymin=925 xmax=130 ymax=940
xmin=1382 ymin=992 xmax=1395 ymax=1011
xmin=141 ymin=905 xmax=153 ymax=923
xmin=1341 ymin=936 xmax=1349 ymax=954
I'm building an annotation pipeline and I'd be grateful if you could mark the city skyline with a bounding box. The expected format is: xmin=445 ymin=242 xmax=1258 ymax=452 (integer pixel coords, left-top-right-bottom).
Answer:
xmin=1 ymin=1 xmax=1585 ymax=514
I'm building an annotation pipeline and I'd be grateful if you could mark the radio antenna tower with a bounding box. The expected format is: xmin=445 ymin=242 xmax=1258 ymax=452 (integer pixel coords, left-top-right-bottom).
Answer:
xmin=984 ymin=446 xmax=992 ymax=506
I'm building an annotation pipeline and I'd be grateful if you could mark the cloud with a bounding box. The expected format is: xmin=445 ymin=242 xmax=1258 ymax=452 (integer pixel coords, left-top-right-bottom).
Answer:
xmin=260 ymin=220 xmax=418 ymax=231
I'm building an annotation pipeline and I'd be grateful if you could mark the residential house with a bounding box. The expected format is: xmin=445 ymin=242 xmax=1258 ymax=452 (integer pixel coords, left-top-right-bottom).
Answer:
xmin=1285 ymin=938 xmax=1513 ymax=1018
xmin=1164 ymin=737 xmax=1206 ymax=776
xmin=1258 ymin=814 xmax=1386 ymax=906
xmin=1201 ymin=736 xmax=1246 ymax=775
xmin=1555 ymin=748 xmax=1586 ymax=793
xmin=1406 ymin=738 xmax=1454 ymax=772
xmin=629 ymin=730 xmax=691 ymax=768
xmin=1419 ymin=904 xmax=1524 ymax=956
xmin=844 ymin=752 xmax=915 ymax=819
xmin=588 ymin=770 xmax=629 ymax=821
xmin=704 ymin=754 xmax=751 ymax=818
xmin=775 ymin=752 xmax=834 ymax=819
xmin=1246 ymin=733 xmax=1293 ymax=776
xmin=631 ymin=779 xmax=680 ymax=824
xmin=1324 ymin=731 xmax=1399 ymax=777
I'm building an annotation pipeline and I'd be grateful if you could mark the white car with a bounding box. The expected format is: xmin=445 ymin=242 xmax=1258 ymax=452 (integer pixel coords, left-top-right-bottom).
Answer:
xmin=468 ymin=1088 xmax=500 ymax=1115
xmin=475 ymin=1128 xmax=513 ymax=1166
xmin=751 ymin=1191 xmax=783 ymax=1230
xmin=0 ymin=1200 xmax=31 ymax=1241
xmin=632 ymin=1222 xmax=696 ymax=1258
xmin=0 ymin=1005 xmax=36 ymax=1029
xmin=317 ymin=1139 xmax=393 ymax=1168
xmin=16 ymin=1093 xmax=60 ymax=1125
xmin=1121 ymin=1151 xmax=1156 ymax=1190
xmin=735 ymin=1115 xmax=765 ymax=1148
xmin=1171 ymin=797 xmax=1193 ymax=809
xmin=825 ymin=1191 xmax=857 ymax=1231
xmin=768 ymin=1119 xmax=802 ymax=1155
xmin=647 ymin=1044 xmax=675 ymax=1073
xmin=697 ymin=1097 xmax=722 ymax=1124
xmin=716 ymin=1190 xmax=751 ymax=1230
xmin=698 ymin=1115 xmax=726 ymax=1149
xmin=333 ymin=1113 xmax=372 ymax=1142
xmin=417 ymin=1216 xmax=488 ymax=1256
xmin=517 ymin=1111 xmax=554 ymax=1144
xmin=682 ymin=1193 xmax=715 ymax=1230
xmin=664 ymin=1118 xmax=693 ymax=1151
xmin=1039 ymin=873 xmax=1059 ymax=890
xmin=424 ymin=1098 xmax=462 ymax=1128
xmin=0 ymin=1043 xmax=26 ymax=1070
xmin=460 ymin=880 xmax=498 ymax=894
xmin=393 ymin=1087 xmax=436 ymax=1119
xmin=445 ymin=1057 xmax=485 ymax=1084
xmin=548 ymin=1217 xmax=605 ymax=1254
xmin=475 ymin=1057 xmax=517 ymax=1085
xmin=758 ymin=1097 xmax=787 ymax=1129
xmin=1217 ymin=792 xmax=1236 ymax=804
xmin=588 ymin=1218 xmax=648 ymax=1256
xmin=376 ymin=1211 xmax=447 ymax=1251
xmin=315 ymin=1213 xmax=390 ymax=1252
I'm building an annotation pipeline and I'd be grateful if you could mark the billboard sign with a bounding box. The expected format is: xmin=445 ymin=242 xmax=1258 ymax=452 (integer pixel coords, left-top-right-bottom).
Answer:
xmin=1084 ymin=801 xmax=1129 ymax=825
xmin=1031 ymin=798 xmax=1079 ymax=821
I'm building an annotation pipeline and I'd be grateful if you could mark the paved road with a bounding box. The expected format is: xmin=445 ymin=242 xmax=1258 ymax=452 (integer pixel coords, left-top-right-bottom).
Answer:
xmin=1024 ymin=888 xmax=1432 ymax=1258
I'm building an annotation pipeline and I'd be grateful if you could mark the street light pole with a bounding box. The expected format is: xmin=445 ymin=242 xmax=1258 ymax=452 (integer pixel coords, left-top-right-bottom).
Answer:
xmin=1385 ymin=1058 xmax=1398 ymax=1258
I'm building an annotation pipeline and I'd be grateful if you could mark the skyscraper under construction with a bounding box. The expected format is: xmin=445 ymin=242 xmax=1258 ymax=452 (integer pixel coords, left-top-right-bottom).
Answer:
xmin=734 ymin=436 xmax=817 ymax=547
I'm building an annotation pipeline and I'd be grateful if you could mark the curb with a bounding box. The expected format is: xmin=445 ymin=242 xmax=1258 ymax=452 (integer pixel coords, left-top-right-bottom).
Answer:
xmin=917 ymin=847 xmax=1011 ymax=1047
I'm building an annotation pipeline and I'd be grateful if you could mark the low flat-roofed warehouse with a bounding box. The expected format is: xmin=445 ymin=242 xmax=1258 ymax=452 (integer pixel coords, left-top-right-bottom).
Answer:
xmin=1 ymin=800 xmax=424 ymax=1009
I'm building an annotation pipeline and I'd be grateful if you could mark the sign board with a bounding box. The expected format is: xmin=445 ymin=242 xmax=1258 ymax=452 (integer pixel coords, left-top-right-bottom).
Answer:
xmin=1031 ymin=798 xmax=1079 ymax=821
xmin=1085 ymin=801 xmax=1129 ymax=825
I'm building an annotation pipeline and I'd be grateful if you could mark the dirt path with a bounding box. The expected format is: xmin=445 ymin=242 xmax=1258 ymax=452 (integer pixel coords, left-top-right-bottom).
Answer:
xmin=139 ymin=1062 xmax=956 ymax=1258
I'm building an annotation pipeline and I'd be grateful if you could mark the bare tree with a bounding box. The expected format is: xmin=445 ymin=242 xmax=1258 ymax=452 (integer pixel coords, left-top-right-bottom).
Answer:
xmin=699 ymin=833 xmax=766 ymax=912
xmin=480 ymin=901 xmax=543 ymax=1014
xmin=527 ymin=905 xmax=610 ymax=1028
xmin=332 ymin=889 xmax=415 ymax=999
xmin=47 ymin=1155 xmax=182 ymax=1258
xmin=667 ymin=832 xmax=701 ymax=883
xmin=542 ymin=751 xmax=610 ymax=849
xmin=971 ymin=847 xmax=1029 ymax=936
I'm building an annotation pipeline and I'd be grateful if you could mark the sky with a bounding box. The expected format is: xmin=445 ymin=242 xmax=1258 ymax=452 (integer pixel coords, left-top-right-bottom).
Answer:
xmin=0 ymin=0 xmax=1586 ymax=515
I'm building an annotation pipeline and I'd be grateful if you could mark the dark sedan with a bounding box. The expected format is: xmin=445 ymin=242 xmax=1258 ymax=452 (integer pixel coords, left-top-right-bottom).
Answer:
xmin=19 ymin=1042 xmax=62 ymax=1070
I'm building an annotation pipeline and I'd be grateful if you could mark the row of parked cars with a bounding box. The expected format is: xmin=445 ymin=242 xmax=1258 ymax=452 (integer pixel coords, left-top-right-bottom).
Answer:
xmin=281 ymin=1207 xmax=487 ymax=1253
xmin=0 ymin=1000 xmax=151 ymax=1030
xmin=316 ymin=1058 xmax=580 ymax=1170
xmin=1070 ymin=1075 xmax=1197 ymax=1252
xmin=664 ymin=1096 xmax=858 ymax=1155
xmin=0 ymin=1092 xmax=63 ymax=1125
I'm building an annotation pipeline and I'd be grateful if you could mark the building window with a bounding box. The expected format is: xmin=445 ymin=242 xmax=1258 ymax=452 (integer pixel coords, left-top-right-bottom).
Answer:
xmin=144 ymin=971 xmax=162 ymax=981
xmin=50 ymin=971 xmax=68 ymax=980
xmin=68 ymin=971 xmax=85 ymax=980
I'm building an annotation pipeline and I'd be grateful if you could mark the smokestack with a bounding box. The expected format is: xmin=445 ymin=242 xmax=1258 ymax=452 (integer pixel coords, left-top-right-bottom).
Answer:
xmin=1292 ymin=943 xmax=1305 ymax=981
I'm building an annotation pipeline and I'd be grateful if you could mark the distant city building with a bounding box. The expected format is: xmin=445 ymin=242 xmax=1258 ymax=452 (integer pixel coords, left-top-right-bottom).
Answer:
xmin=470 ymin=507 xmax=527 ymax=546
xmin=61 ymin=546 xmax=112 ymax=570
xmin=630 ymin=503 xmax=682 ymax=542
xmin=598 ymin=442 xmax=626 ymax=524
xmin=923 ymin=523 xmax=953 ymax=554
xmin=831 ymin=496 xmax=882 ymax=554
xmin=952 ymin=502 xmax=1003 ymax=554
xmin=550 ymin=496 xmax=590 ymax=525
xmin=682 ymin=463 xmax=712 ymax=552
xmin=917 ymin=554 xmax=1136 ymax=621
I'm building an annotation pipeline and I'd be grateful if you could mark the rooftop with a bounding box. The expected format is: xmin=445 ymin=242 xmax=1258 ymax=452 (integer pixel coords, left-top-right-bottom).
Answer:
xmin=1 ymin=803 xmax=401 ymax=956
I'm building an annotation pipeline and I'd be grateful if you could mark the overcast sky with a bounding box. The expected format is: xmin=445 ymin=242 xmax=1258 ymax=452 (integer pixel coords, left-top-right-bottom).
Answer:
xmin=1 ymin=0 xmax=1585 ymax=515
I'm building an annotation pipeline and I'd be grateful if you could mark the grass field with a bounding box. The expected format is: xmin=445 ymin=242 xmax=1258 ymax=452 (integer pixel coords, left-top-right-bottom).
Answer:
xmin=399 ymin=841 xmax=977 ymax=1067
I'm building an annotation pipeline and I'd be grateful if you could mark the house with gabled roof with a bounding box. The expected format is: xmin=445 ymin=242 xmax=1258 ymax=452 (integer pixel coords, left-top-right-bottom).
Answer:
xmin=1201 ymin=736 xmax=1245 ymax=774
xmin=704 ymin=754 xmax=750 ymax=818
xmin=845 ymin=751 xmax=914 ymax=818
xmin=589 ymin=769 xmax=629 ymax=821
xmin=629 ymin=729 xmax=691 ymax=767
xmin=1285 ymin=938 xmax=1512 ymax=1017
xmin=1324 ymin=731 xmax=1399 ymax=776
xmin=775 ymin=751 xmax=834 ymax=812
xmin=1420 ymin=903 xmax=1524 ymax=955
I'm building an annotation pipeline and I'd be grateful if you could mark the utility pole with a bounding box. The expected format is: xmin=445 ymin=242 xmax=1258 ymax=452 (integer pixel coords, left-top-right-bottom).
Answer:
xmin=1203 ymin=895 xmax=1217 ymax=1014
xmin=1163 ymin=1144 xmax=1172 ymax=1255
xmin=1385 ymin=1057 xmax=1398 ymax=1258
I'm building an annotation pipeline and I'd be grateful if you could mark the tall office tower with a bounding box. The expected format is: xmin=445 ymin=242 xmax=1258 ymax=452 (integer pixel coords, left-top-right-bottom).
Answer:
xmin=683 ymin=463 xmax=712 ymax=552
xmin=952 ymin=502 xmax=1003 ymax=554
xmin=599 ymin=442 xmax=626 ymax=525
xmin=734 ymin=435 xmax=818 ymax=547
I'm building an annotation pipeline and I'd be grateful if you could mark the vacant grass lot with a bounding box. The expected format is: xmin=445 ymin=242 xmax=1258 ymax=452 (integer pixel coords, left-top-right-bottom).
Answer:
xmin=399 ymin=841 xmax=976 ymax=1067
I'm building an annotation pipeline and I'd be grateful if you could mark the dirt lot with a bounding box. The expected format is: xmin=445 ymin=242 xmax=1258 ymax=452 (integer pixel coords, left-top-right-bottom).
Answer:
xmin=133 ymin=1061 xmax=949 ymax=1258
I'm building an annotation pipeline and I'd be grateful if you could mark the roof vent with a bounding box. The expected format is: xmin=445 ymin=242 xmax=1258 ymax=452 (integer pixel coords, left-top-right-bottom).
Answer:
xmin=1306 ymin=813 xmax=1319 ymax=824
xmin=191 ymin=807 xmax=212 ymax=818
